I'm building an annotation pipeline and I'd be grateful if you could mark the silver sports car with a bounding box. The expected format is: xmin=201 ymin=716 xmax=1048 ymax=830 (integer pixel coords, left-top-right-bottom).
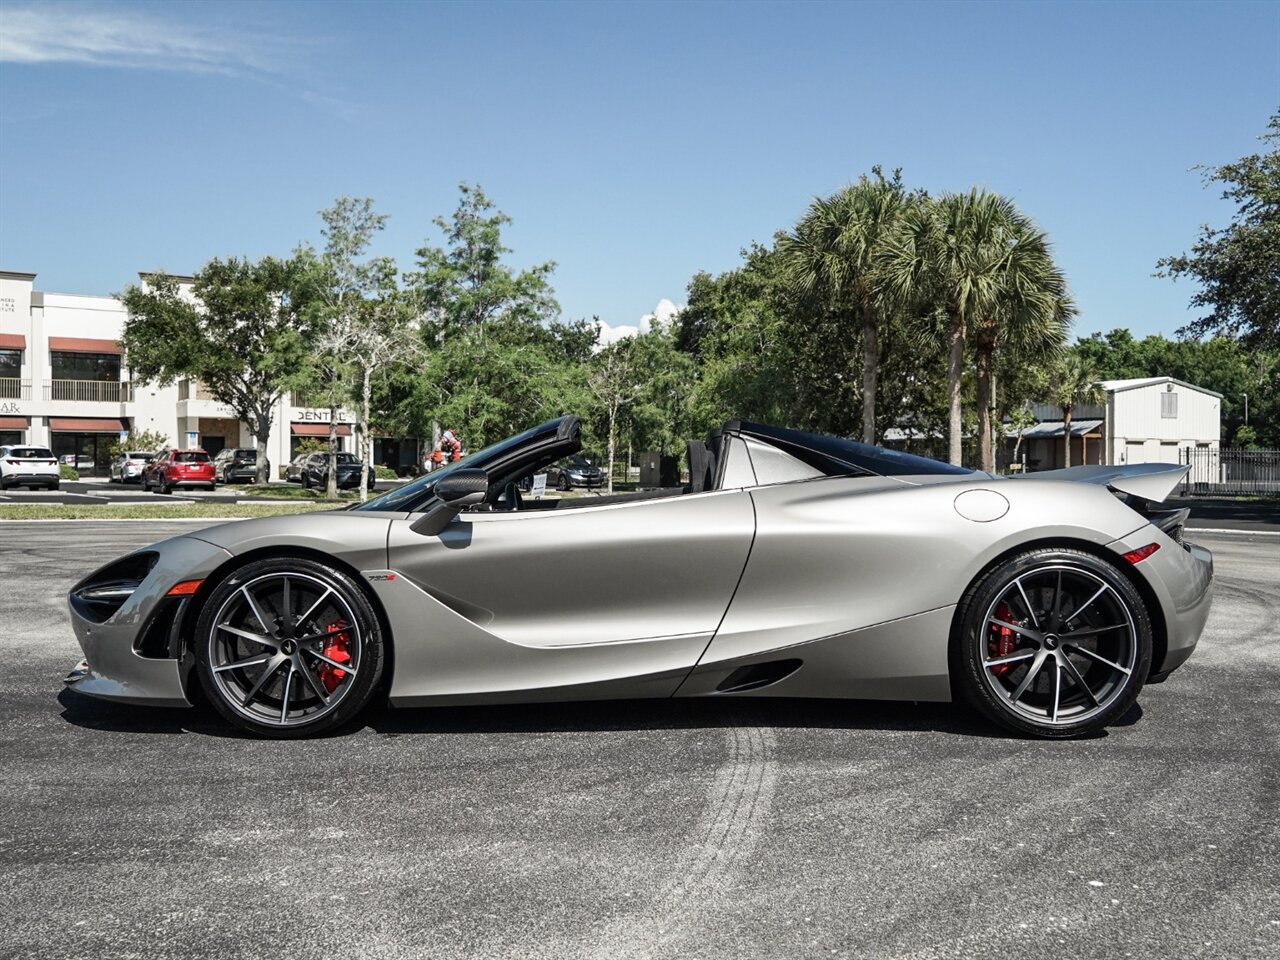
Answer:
xmin=63 ymin=416 xmax=1213 ymax=739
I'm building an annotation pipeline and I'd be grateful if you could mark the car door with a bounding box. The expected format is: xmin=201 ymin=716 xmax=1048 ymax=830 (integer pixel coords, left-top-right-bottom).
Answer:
xmin=384 ymin=489 xmax=756 ymax=702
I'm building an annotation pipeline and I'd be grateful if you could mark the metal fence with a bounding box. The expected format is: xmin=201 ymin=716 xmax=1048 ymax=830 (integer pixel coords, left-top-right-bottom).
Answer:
xmin=1180 ymin=447 xmax=1280 ymax=496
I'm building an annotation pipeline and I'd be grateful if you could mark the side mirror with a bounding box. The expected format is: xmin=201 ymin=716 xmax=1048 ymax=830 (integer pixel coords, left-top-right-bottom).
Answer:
xmin=410 ymin=468 xmax=489 ymax=536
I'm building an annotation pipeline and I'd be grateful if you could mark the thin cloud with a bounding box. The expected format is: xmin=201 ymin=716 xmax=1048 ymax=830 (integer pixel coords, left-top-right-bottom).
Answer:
xmin=0 ymin=4 xmax=294 ymax=77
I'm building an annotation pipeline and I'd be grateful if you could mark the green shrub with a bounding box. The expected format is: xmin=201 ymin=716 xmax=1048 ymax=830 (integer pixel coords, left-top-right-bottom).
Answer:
xmin=59 ymin=465 xmax=79 ymax=481
xmin=373 ymin=465 xmax=398 ymax=480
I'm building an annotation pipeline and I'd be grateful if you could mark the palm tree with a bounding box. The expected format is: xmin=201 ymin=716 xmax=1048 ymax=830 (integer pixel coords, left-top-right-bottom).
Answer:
xmin=1052 ymin=353 xmax=1104 ymax=468
xmin=970 ymin=225 xmax=1075 ymax=471
xmin=880 ymin=189 xmax=1025 ymax=466
xmin=777 ymin=171 xmax=905 ymax=444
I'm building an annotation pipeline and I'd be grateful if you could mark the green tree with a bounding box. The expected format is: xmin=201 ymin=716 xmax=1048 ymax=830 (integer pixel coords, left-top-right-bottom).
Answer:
xmin=408 ymin=183 xmax=559 ymax=336
xmin=881 ymin=190 xmax=1035 ymax=466
xmin=777 ymin=170 xmax=907 ymax=443
xmin=108 ymin=428 xmax=169 ymax=458
xmin=401 ymin=185 xmax=582 ymax=452
xmin=1158 ymin=114 xmax=1280 ymax=349
xmin=118 ymin=259 xmax=314 ymax=483
xmin=970 ymin=225 xmax=1074 ymax=471
xmin=1050 ymin=352 xmax=1104 ymax=468
xmin=302 ymin=197 xmax=398 ymax=500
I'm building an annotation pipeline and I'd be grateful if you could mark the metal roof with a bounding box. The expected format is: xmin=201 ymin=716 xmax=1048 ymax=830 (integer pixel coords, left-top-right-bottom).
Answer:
xmin=1015 ymin=419 xmax=1104 ymax=439
xmin=1098 ymin=376 xmax=1224 ymax=399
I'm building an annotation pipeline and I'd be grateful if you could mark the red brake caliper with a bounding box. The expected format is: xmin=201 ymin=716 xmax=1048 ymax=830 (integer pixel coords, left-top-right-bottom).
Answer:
xmin=988 ymin=602 xmax=1017 ymax=675
xmin=318 ymin=620 xmax=352 ymax=693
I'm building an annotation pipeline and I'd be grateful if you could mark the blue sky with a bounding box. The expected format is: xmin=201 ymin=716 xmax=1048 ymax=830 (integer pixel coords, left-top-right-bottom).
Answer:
xmin=1 ymin=0 xmax=1276 ymax=340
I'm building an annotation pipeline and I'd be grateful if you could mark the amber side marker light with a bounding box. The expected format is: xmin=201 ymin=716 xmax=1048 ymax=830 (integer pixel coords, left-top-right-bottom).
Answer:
xmin=166 ymin=579 xmax=204 ymax=597
xmin=1121 ymin=543 xmax=1160 ymax=565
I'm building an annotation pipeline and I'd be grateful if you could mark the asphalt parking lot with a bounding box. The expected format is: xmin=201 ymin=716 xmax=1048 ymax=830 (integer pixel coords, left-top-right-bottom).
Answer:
xmin=1 ymin=522 xmax=1277 ymax=960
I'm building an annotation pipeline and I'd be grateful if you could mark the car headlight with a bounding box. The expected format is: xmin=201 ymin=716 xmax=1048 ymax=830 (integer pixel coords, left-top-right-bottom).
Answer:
xmin=69 ymin=551 xmax=158 ymax=623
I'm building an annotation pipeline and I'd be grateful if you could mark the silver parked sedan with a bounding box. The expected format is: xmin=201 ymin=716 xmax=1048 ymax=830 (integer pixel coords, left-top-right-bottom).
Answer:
xmin=63 ymin=416 xmax=1212 ymax=739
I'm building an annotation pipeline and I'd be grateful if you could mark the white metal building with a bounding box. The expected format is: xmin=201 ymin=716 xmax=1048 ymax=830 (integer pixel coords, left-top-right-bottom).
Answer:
xmin=0 ymin=269 xmax=362 ymax=476
xmin=1017 ymin=377 xmax=1221 ymax=474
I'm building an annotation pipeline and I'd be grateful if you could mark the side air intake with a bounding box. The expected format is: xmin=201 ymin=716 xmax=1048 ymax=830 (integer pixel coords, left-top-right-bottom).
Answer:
xmin=715 ymin=659 xmax=803 ymax=693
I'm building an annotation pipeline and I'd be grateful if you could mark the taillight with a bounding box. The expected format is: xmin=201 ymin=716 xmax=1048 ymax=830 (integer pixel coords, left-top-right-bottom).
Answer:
xmin=1122 ymin=543 xmax=1160 ymax=564
xmin=5 ymin=460 xmax=15 ymax=465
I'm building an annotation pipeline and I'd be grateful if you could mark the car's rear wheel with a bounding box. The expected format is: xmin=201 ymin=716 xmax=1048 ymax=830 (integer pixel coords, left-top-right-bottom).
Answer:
xmin=955 ymin=548 xmax=1152 ymax=738
xmin=195 ymin=558 xmax=385 ymax=738
xmin=557 ymin=474 xmax=570 ymax=491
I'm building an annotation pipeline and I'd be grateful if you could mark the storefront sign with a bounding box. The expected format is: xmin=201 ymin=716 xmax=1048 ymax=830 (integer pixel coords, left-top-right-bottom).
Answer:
xmin=0 ymin=401 xmax=20 ymax=415
xmin=293 ymin=409 xmax=353 ymax=423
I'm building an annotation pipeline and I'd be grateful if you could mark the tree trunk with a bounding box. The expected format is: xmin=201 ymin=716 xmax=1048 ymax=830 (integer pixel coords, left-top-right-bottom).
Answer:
xmin=861 ymin=305 xmax=878 ymax=445
xmin=326 ymin=403 xmax=339 ymax=500
xmin=1063 ymin=405 xmax=1073 ymax=469
xmin=359 ymin=367 xmax=372 ymax=503
xmin=255 ymin=422 xmax=271 ymax=485
xmin=975 ymin=345 xmax=993 ymax=472
xmin=606 ymin=406 xmax=616 ymax=494
xmin=947 ymin=312 xmax=966 ymax=466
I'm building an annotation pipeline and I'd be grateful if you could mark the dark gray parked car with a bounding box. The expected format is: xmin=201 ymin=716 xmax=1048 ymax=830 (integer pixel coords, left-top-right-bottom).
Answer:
xmin=287 ymin=451 xmax=375 ymax=491
xmin=212 ymin=447 xmax=259 ymax=484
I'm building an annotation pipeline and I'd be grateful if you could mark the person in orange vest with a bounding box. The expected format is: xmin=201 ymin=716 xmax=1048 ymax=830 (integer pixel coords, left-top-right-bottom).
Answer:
xmin=442 ymin=429 xmax=463 ymax=462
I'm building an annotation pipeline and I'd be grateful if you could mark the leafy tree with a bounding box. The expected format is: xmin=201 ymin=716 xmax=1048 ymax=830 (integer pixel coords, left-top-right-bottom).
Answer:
xmin=1050 ymin=352 xmax=1104 ymax=468
xmin=118 ymin=259 xmax=314 ymax=483
xmin=408 ymin=183 xmax=559 ymax=336
xmin=881 ymin=190 xmax=1068 ymax=467
xmin=302 ymin=197 xmax=398 ymax=500
xmin=400 ymin=185 xmax=584 ymax=453
xmin=777 ymin=170 xmax=907 ymax=443
xmin=589 ymin=335 xmax=647 ymax=492
xmin=1158 ymin=114 xmax=1280 ymax=350
xmin=109 ymin=428 xmax=169 ymax=458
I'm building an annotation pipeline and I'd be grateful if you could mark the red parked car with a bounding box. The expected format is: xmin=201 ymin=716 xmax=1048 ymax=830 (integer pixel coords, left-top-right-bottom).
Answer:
xmin=142 ymin=449 xmax=216 ymax=494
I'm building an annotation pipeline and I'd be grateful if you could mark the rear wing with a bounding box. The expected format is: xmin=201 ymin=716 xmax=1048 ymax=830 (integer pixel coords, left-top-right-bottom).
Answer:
xmin=1007 ymin=463 xmax=1189 ymax=503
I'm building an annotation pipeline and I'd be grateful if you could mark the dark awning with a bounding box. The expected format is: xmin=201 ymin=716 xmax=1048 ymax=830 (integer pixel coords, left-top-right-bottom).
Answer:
xmin=291 ymin=422 xmax=353 ymax=437
xmin=49 ymin=417 xmax=129 ymax=433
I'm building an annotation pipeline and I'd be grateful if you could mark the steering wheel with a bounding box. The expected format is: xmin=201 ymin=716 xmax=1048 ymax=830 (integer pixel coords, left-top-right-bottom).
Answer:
xmin=501 ymin=480 xmax=523 ymax=511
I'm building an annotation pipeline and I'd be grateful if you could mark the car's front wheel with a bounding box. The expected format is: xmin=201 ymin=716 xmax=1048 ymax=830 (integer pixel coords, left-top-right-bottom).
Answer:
xmin=955 ymin=548 xmax=1152 ymax=738
xmin=194 ymin=557 xmax=385 ymax=738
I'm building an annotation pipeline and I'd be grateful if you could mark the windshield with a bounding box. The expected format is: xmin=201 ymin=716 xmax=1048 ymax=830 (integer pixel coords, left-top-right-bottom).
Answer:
xmin=174 ymin=451 xmax=210 ymax=463
xmin=335 ymin=453 xmax=360 ymax=464
xmin=126 ymin=452 xmax=154 ymax=460
xmin=355 ymin=422 xmax=547 ymax=512
xmin=564 ymin=455 xmax=594 ymax=468
xmin=7 ymin=447 xmax=53 ymax=459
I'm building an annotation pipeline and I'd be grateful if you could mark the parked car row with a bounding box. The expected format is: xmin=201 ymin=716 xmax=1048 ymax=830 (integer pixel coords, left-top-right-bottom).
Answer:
xmin=285 ymin=451 xmax=377 ymax=491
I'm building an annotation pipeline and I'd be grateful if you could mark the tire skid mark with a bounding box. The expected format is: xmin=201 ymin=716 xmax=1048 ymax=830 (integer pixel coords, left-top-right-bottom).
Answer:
xmin=590 ymin=722 xmax=777 ymax=959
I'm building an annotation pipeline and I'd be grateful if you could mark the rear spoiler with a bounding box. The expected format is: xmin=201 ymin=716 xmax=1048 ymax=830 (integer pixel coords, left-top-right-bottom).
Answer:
xmin=1007 ymin=463 xmax=1189 ymax=503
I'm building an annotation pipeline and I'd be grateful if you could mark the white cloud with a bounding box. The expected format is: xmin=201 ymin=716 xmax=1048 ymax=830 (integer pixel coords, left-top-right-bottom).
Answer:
xmin=0 ymin=4 xmax=291 ymax=76
xmin=593 ymin=298 xmax=683 ymax=351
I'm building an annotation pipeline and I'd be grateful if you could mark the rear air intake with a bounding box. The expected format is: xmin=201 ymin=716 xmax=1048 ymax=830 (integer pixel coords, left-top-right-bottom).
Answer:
xmin=715 ymin=659 xmax=803 ymax=693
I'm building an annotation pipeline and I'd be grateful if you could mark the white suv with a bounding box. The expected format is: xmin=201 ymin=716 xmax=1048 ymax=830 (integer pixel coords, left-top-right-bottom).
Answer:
xmin=0 ymin=445 xmax=60 ymax=490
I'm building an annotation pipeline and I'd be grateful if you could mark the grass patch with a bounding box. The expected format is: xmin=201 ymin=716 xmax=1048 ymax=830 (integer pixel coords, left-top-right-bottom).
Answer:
xmin=232 ymin=483 xmax=359 ymax=501
xmin=0 ymin=503 xmax=336 ymax=521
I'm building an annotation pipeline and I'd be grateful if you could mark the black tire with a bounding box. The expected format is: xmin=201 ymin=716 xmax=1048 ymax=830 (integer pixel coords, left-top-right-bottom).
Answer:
xmin=194 ymin=557 xmax=386 ymax=738
xmin=954 ymin=547 xmax=1152 ymax=739
xmin=159 ymin=476 xmax=171 ymax=495
xmin=302 ymin=473 xmax=312 ymax=490
xmin=51 ymin=481 xmax=59 ymax=491
xmin=557 ymin=474 xmax=570 ymax=491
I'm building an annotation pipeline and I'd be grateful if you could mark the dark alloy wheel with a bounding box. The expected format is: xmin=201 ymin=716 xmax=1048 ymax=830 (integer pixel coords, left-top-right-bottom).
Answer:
xmin=557 ymin=474 xmax=570 ymax=491
xmin=955 ymin=548 xmax=1153 ymax=738
xmin=194 ymin=557 xmax=385 ymax=738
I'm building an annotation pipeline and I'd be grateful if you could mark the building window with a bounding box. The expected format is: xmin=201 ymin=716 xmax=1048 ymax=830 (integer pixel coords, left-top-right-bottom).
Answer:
xmin=50 ymin=351 xmax=121 ymax=382
xmin=0 ymin=349 xmax=21 ymax=398
xmin=1160 ymin=391 xmax=1177 ymax=418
